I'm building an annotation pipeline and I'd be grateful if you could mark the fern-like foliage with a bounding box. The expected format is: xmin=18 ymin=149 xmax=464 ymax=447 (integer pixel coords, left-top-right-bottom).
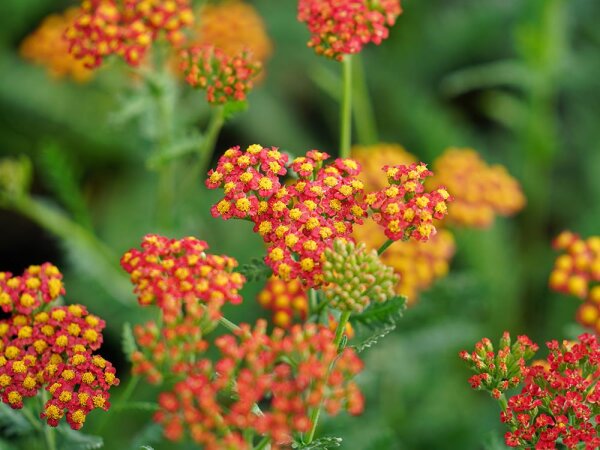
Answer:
xmin=238 ymin=257 xmax=272 ymax=282
xmin=57 ymin=425 xmax=103 ymax=450
xmin=350 ymin=296 xmax=406 ymax=352
xmin=0 ymin=403 xmax=33 ymax=438
xmin=292 ymin=436 xmax=342 ymax=449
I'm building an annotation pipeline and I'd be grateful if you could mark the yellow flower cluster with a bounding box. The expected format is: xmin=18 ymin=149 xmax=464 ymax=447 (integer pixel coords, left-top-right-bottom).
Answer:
xmin=427 ymin=148 xmax=525 ymax=228
xmin=20 ymin=8 xmax=93 ymax=83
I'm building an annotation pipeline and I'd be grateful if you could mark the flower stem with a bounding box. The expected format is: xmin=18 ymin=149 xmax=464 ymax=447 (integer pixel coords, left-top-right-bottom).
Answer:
xmin=333 ymin=311 xmax=351 ymax=349
xmin=352 ymin=54 xmax=378 ymax=145
xmin=95 ymin=375 xmax=140 ymax=435
xmin=339 ymin=55 xmax=353 ymax=159
xmin=40 ymin=392 xmax=56 ymax=450
xmin=21 ymin=404 xmax=42 ymax=432
xmin=218 ymin=314 xmax=241 ymax=333
xmin=195 ymin=105 xmax=226 ymax=180
xmin=253 ymin=436 xmax=271 ymax=450
xmin=377 ymin=239 xmax=394 ymax=255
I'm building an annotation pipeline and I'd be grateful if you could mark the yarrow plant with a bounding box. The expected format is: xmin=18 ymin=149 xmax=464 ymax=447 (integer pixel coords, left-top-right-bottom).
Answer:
xmin=257 ymin=276 xmax=309 ymax=328
xmin=461 ymin=332 xmax=600 ymax=449
xmin=0 ymin=264 xmax=118 ymax=432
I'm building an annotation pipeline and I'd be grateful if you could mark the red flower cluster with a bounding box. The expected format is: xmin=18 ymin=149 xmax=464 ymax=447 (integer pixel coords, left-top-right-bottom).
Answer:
xmin=459 ymin=332 xmax=538 ymax=399
xmin=502 ymin=334 xmax=600 ymax=449
xmin=120 ymin=234 xmax=246 ymax=319
xmin=549 ymin=231 xmax=600 ymax=299
xmin=0 ymin=265 xmax=118 ymax=429
xmin=297 ymin=0 xmax=403 ymax=60
xmin=207 ymin=145 xmax=368 ymax=286
xmin=179 ymin=45 xmax=262 ymax=104
xmin=257 ymin=276 xmax=308 ymax=328
xmin=154 ymin=320 xmax=363 ymax=450
xmin=65 ymin=0 xmax=194 ymax=67
xmin=366 ymin=163 xmax=452 ymax=241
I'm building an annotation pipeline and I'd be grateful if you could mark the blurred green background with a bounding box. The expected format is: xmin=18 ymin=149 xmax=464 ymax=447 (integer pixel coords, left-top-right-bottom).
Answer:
xmin=1 ymin=0 xmax=600 ymax=448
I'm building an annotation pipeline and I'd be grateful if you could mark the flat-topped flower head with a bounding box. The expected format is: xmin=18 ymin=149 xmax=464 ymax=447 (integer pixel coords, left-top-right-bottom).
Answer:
xmin=322 ymin=239 xmax=397 ymax=312
xmin=428 ymin=148 xmax=525 ymax=228
xmin=549 ymin=231 xmax=600 ymax=299
xmin=180 ymin=45 xmax=262 ymax=104
xmin=20 ymin=8 xmax=93 ymax=82
xmin=0 ymin=263 xmax=118 ymax=430
xmin=368 ymin=163 xmax=452 ymax=242
xmin=121 ymin=234 xmax=246 ymax=319
xmin=66 ymin=0 xmax=194 ymax=67
xmin=298 ymin=0 xmax=403 ymax=60
xmin=257 ymin=276 xmax=308 ymax=328
xmin=154 ymin=321 xmax=363 ymax=449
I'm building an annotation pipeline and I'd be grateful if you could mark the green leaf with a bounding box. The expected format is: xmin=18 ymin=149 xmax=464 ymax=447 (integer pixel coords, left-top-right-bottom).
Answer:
xmin=129 ymin=423 xmax=163 ymax=450
xmin=57 ymin=425 xmax=103 ymax=450
xmin=139 ymin=447 xmax=154 ymax=450
xmin=121 ymin=322 xmax=137 ymax=363
xmin=292 ymin=436 xmax=342 ymax=449
xmin=354 ymin=324 xmax=397 ymax=353
xmin=238 ymin=257 xmax=272 ymax=282
xmin=351 ymin=296 xmax=407 ymax=328
xmin=145 ymin=132 xmax=204 ymax=170
xmin=38 ymin=141 xmax=92 ymax=230
xmin=0 ymin=403 xmax=34 ymax=438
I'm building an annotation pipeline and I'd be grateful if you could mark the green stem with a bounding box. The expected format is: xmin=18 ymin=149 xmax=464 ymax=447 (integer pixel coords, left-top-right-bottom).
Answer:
xmin=352 ymin=54 xmax=378 ymax=145
xmin=339 ymin=55 xmax=353 ymax=159
xmin=41 ymin=392 xmax=56 ymax=450
xmin=305 ymin=310 xmax=351 ymax=444
xmin=21 ymin=404 xmax=42 ymax=432
xmin=253 ymin=436 xmax=271 ymax=450
xmin=377 ymin=239 xmax=394 ymax=256
xmin=498 ymin=393 xmax=508 ymax=413
xmin=95 ymin=375 xmax=140 ymax=434
xmin=196 ymin=105 xmax=226 ymax=179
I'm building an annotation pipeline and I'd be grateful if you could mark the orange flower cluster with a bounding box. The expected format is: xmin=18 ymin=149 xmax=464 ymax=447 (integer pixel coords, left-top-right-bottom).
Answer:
xmin=121 ymin=235 xmax=246 ymax=382
xmin=65 ymin=0 xmax=194 ymax=67
xmin=179 ymin=45 xmax=262 ymax=104
xmin=0 ymin=264 xmax=118 ymax=429
xmin=257 ymin=276 xmax=308 ymax=328
xmin=154 ymin=320 xmax=363 ymax=450
xmin=428 ymin=148 xmax=525 ymax=228
xmin=298 ymin=0 xmax=403 ymax=60
xmin=20 ymin=8 xmax=93 ymax=82
xmin=190 ymin=1 xmax=272 ymax=64
xmin=548 ymin=231 xmax=600 ymax=333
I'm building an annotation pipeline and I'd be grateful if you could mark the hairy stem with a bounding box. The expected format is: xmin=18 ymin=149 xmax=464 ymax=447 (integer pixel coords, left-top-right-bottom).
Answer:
xmin=339 ymin=55 xmax=353 ymax=159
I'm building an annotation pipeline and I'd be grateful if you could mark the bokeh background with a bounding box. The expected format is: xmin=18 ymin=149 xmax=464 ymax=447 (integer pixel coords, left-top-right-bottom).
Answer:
xmin=1 ymin=0 xmax=600 ymax=448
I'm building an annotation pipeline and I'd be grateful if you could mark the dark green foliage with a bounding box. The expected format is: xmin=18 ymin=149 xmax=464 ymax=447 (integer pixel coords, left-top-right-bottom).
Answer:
xmin=293 ymin=436 xmax=342 ymax=449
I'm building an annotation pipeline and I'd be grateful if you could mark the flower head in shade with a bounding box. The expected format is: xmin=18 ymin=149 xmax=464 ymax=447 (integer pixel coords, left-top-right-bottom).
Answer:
xmin=190 ymin=0 xmax=272 ymax=64
xmin=154 ymin=321 xmax=363 ymax=449
xmin=366 ymin=162 xmax=452 ymax=242
xmin=20 ymin=8 xmax=93 ymax=82
xmin=0 ymin=264 xmax=118 ymax=430
xmin=207 ymin=145 xmax=368 ymax=287
xmin=549 ymin=231 xmax=600 ymax=299
xmin=65 ymin=0 xmax=194 ymax=68
xmin=297 ymin=0 xmax=403 ymax=60
xmin=322 ymin=239 xmax=397 ymax=312
xmin=257 ymin=276 xmax=308 ymax=328
xmin=179 ymin=45 xmax=262 ymax=104
xmin=428 ymin=148 xmax=525 ymax=228
xmin=120 ymin=234 xmax=246 ymax=319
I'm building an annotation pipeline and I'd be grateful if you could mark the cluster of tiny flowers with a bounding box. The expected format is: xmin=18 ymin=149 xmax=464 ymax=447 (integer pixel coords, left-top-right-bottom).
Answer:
xmin=297 ymin=0 xmax=403 ymax=60
xmin=65 ymin=0 xmax=194 ymax=67
xmin=459 ymin=332 xmax=538 ymax=399
xmin=20 ymin=8 xmax=93 ymax=82
xmin=0 ymin=265 xmax=118 ymax=429
xmin=189 ymin=0 xmax=272 ymax=64
xmin=366 ymin=162 xmax=452 ymax=241
xmin=322 ymin=239 xmax=397 ymax=312
xmin=427 ymin=148 xmax=525 ymax=228
xmin=154 ymin=320 xmax=363 ymax=449
xmin=501 ymin=334 xmax=600 ymax=449
xmin=352 ymin=143 xmax=416 ymax=190
xmin=179 ymin=45 xmax=262 ymax=104
xmin=549 ymin=231 xmax=600 ymax=299
xmin=354 ymin=221 xmax=455 ymax=304
xmin=257 ymin=276 xmax=308 ymax=328
xmin=207 ymin=144 xmax=368 ymax=287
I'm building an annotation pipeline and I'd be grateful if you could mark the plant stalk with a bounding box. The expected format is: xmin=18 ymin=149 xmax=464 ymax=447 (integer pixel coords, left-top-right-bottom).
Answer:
xmin=339 ymin=55 xmax=353 ymax=159
xmin=352 ymin=54 xmax=378 ymax=145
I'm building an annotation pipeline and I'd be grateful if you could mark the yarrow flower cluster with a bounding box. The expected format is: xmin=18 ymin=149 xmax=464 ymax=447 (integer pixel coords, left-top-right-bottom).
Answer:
xmin=257 ymin=276 xmax=308 ymax=328
xmin=179 ymin=45 xmax=262 ymax=104
xmin=65 ymin=0 xmax=194 ymax=67
xmin=20 ymin=8 xmax=93 ymax=82
xmin=207 ymin=144 xmax=368 ymax=287
xmin=297 ymin=0 xmax=403 ymax=60
xmin=464 ymin=333 xmax=600 ymax=449
xmin=154 ymin=320 xmax=364 ymax=450
xmin=366 ymin=162 xmax=452 ymax=241
xmin=0 ymin=264 xmax=118 ymax=430
xmin=189 ymin=0 xmax=272 ymax=64
xmin=459 ymin=332 xmax=538 ymax=399
xmin=428 ymin=148 xmax=525 ymax=228
xmin=322 ymin=239 xmax=397 ymax=312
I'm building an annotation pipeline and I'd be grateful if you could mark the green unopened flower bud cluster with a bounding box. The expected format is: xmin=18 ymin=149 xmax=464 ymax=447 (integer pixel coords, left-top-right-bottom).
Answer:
xmin=322 ymin=239 xmax=398 ymax=313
